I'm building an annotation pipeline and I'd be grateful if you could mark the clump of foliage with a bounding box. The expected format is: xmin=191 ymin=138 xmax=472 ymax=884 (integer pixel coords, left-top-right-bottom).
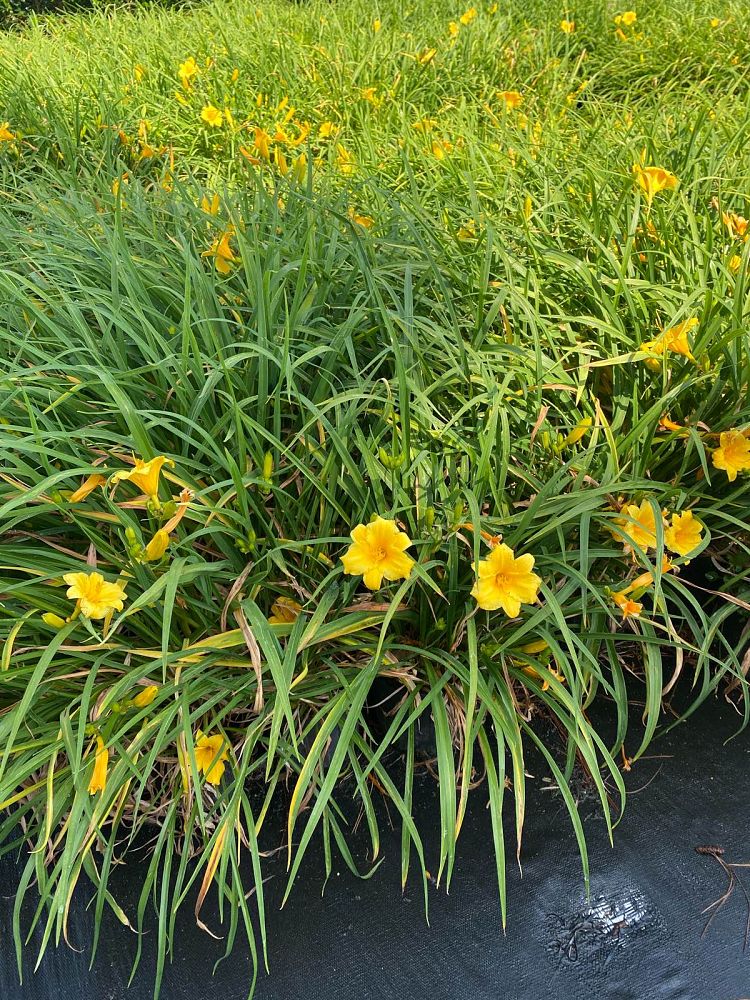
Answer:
xmin=1 ymin=0 xmax=749 ymax=994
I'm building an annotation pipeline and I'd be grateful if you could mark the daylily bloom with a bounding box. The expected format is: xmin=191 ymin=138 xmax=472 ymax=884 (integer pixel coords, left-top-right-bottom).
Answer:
xmin=201 ymin=192 xmax=220 ymax=215
xmin=290 ymin=152 xmax=308 ymax=184
xmin=560 ymin=19 xmax=576 ymax=32
xmin=431 ymin=138 xmax=453 ymax=159
xmin=144 ymin=529 xmax=170 ymax=561
xmin=194 ymin=731 xmax=229 ymax=785
xmin=416 ymin=47 xmax=437 ymax=65
xmin=341 ymin=516 xmax=415 ymax=590
xmin=178 ymin=57 xmax=199 ymax=89
xmin=449 ymin=20 xmax=460 ymax=36
xmin=498 ymin=90 xmax=524 ymax=109
xmin=659 ymin=415 xmax=686 ymax=433
xmin=203 ymin=228 xmax=239 ymax=275
xmin=457 ymin=219 xmax=476 ymax=240
xmin=614 ymin=10 xmax=637 ymax=26
xmin=459 ymin=6 xmax=477 ymax=25
xmin=318 ymin=121 xmax=336 ymax=138
xmin=640 ymin=317 xmax=698 ymax=366
xmin=348 ymin=208 xmax=374 ymax=229
xmin=373 ymin=17 xmax=381 ymax=31
xmin=664 ymin=510 xmax=703 ymax=557
xmin=0 ymin=123 xmax=16 ymax=142
xmin=132 ymin=684 xmax=159 ymax=708
xmin=560 ymin=416 xmax=592 ymax=447
xmin=112 ymin=174 xmax=129 ymax=197
xmin=711 ymin=430 xmax=750 ymax=482
xmin=471 ymin=543 xmax=541 ymax=616
xmin=722 ymin=211 xmax=749 ymax=240
xmin=68 ymin=473 xmax=106 ymax=503
xmin=64 ymin=571 xmax=128 ymax=620
xmin=88 ymin=736 xmax=109 ymax=795
xmin=729 ymin=254 xmax=742 ymax=274
xmin=254 ymin=126 xmax=272 ymax=160
xmin=633 ymin=164 xmax=678 ymax=207
xmin=112 ymin=455 xmax=173 ymax=498
xmin=612 ymin=499 xmax=662 ymax=554
xmin=612 ymin=591 xmax=642 ymax=620
xmin=268 ymin=597 xmax=303 ymax=624
xmin=336 ymin=143 xmax=355 ymax=175
xmin=201 ymin=106 xmax=223 ymax=127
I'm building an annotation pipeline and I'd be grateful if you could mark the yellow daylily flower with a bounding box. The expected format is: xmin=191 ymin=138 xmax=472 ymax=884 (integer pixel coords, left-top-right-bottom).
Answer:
xmin=112 ymin=173 xmax=129 ymax=197
xmin=459 ymin=6 xmax=477 ymax=25
xmin=711 ymin=430 xmax=750 ymax=482
xmin=132 ymin=684 xmax=159 ymax=708
xmin=373 ymin=17 xmax=381 ymax=31
xmin=194 ymin=731 xmax=229 ymax=785
xmin=178 ymin=57 xmax=199 ymax=89
xmin=664 ymin=510 xmax=703 ymax=557
xmin=611 ymin=500 xmax=662 ymax=554
xmin=254 ymin=126 xmax=272 ymax=160
xmin=203 ymin=228 xmax=239 ymax=275
xmin=633 ymin=164 xmax=678 ymax=207
xmin=722 ymin=211 xmax=749 ymax=240
xmin=471 ymin=543 xmax=541 ymax=616
xmin=560 ymin=19 xmax=576 ymax=33
xmin=560 ymin=416 xmax=592 ymax=448
xmin=498 ymin=90 xmax=524 ymax=110
xmin=348 ymin=208 xmax=374 ymax=229
xmin=144 ymin=529 xmax=171 ymax=561
xmin=360 ymin=86 xmax=381 ymax=104
xmin=640 ymin=317 xmax=698 ymax=366
xmin=614 ymin=10 xmax=637 ymax=26
xmin=68 ymin=473 xmax=106 ymax=503
xmin=341 ymin=516 xmax=415 ymax=590
xmin=0 ymin=122 xmax=16 ymax=142
xmin=336 ymin=143 xmax=355 ymax=175
xmin=612 ymin=590 xmax=642 ymax=620
xmin=457 ymin=219 xmax=476 ymax=240
xmin=63 ymin=571 xmax=127 ymax=620
xmin=201 ymin=193 xmax=220 ymax=215
xmin=201 ymin=105 xmax=223 ymax=128
xmin=318 ymin=121 xmax=336 ymax=138
xmin=431 ymin=138 xmax=453 ymax=159
xmin=416 ymin=47 xmax=437 ymax=65
xmin=88 ymin=736 xmax=109 ymax=795
xmin=112 ymin=455 xmax=174 ymax=498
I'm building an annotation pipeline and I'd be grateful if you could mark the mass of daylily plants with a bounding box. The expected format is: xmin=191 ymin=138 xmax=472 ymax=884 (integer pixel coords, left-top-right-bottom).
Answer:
xmin=1 ymin=0 xmax=749 ymax=993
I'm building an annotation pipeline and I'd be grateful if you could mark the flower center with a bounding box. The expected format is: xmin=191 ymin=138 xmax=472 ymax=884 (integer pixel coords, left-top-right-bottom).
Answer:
xmin=373 ymin=546 xmax=388 ymax=562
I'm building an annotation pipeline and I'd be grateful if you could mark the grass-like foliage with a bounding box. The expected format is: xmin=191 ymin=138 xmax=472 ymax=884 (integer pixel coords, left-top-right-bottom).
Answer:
xmin=1 ymin=0 xmax=750 ymax=994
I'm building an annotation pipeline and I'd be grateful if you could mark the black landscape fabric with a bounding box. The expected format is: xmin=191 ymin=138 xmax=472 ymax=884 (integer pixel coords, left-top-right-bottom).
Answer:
xmin=2 ymin=696 xmax=749 ymax=1000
